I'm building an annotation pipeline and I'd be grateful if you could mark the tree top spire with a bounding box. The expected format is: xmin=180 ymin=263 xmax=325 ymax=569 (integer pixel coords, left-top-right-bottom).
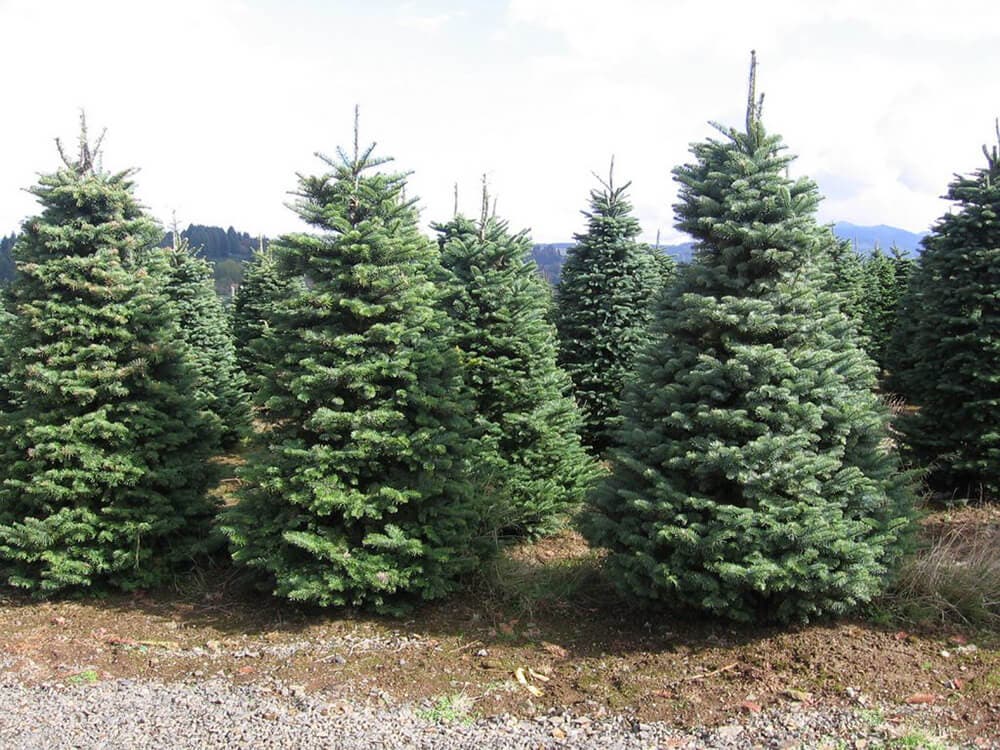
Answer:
xmin=745 ymin=50 xmax=765 ymax=141
xmin=982 ymin=117 xmax=1000 ymax=170
xmin=55 ymin=111 xmax=106 ymax=175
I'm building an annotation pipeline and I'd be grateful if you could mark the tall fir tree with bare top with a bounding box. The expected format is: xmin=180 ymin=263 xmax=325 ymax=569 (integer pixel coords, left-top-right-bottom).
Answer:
xmin=222 ymin=115 xmax=488 ymax=611
xmin=0 ymin=119 xmax=219 ymax=592
xmin=555 ymin=161 xmax=669 ymax=453
xmin=582 ymin=56 xmax=913 ymax=623
xmin=434 ymin=182 xmax=599 ymax=539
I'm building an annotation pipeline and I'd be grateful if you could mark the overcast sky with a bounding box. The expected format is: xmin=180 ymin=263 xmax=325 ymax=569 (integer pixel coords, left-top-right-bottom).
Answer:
xmin=2 ymin=0 xmax=999 ymax=244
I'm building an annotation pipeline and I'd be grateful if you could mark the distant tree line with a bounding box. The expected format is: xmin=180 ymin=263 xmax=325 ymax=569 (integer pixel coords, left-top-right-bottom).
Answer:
xmin=160 ymin=225 xmax=267 ymax=297
xmin=0 ymin=224 xmax=268 ymax=297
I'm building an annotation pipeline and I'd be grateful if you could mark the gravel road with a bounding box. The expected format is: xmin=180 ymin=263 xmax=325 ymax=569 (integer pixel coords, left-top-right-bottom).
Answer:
xmin=0 ymin=670 xmax=988 ymax=750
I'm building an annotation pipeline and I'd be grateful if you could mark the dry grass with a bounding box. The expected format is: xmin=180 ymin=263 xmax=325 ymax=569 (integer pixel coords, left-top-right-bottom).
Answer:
xmin=473 ymin=529 xmax=615 ymax=618
xmin=886 ymin=517 xmax=1000 ymax=627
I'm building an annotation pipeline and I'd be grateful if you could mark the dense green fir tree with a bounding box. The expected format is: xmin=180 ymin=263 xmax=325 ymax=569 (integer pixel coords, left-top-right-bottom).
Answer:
xmin=0 ymin=305 xmax=15 ymax=415
xmin=0 ymin=123 xmax=219 ymax=592
xmin=434 ymin=192 xmax=598 ymax=539
xmin=230 ymin=244 xmax=297 ymax=388
xmin=222 ymin=122 xmax=487 ymax=611
xmin=161 ymin=235 xmax=249 ymax=448
xmin=555 ymin=161 xmax=665 ymax=453
xmin=827 ymin=238 xmax=866 ymax=325
xmin=0 ymin=233 xmax=16 ymax=283
xmin=890 ymin=129 xmax=1000 ymax=499
xmin=650 ymin=246 xmax=679 ymax=289
xmin=890 ymin=245 xmax=917 ymax=288
xmin=582 ymin=56 xmax=912 ymax=623
xmin=858 ymin=247 xmax=907 ymax=371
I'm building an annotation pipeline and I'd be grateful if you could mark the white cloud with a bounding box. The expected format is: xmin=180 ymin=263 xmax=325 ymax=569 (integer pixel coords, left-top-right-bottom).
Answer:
xmin=2 ymin=0 xmax=999 ymax=245
xmin=394 ymin=3 xmax=455 ymax=32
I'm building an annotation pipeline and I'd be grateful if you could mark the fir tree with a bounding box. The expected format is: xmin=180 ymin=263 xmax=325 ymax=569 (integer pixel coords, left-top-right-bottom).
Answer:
xmin=890 ymin=127 xmax=1000 ymax=499
xmin=890 ymin=245 xmax=917 ymax=289
xmin=859 ymin=247 xmax=903 ymax=371
xmin=649 ymin=246 xmax=678 ymax=290
xmin=434 ymin=187 xmax=598 ymax=539
xmin=828 ymin=239 xmax=866 ymax=325
xmin=0 ymin=120 xmax=219 ymax=592
xmin=582 ymin=55 xmax=912 ymax=623
xmin=222 ymin=119 xmax=487 ymax=611
xmin=161 ymin=235 xmax=249 ymax=448
xmin=555 ymin=161 xmax=663 ymax=453
xmin=230 ymin=243 xmax=296 ymax=389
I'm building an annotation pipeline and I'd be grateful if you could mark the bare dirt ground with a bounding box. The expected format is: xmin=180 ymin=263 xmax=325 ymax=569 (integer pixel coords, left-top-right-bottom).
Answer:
xmin=1 ymin=507 xmax=998 ymax=748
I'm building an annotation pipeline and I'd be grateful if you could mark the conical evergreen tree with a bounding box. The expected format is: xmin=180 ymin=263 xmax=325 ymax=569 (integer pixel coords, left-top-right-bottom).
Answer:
xmin=828 ymin=238 xmax=866 ymax=325
xmin=889 ymin=245 xmax=917 ymax=291
xmin=555 ymin=161 xmax=663 ymax=453
xmin=890 ymin=127 xmax=1000 ymax=499
xmin=581 ymin=56 xmax=912 ymax=623
xmin=649 ymin=246 xmax=678 ymax=290
xmin=0 ymin=305 xmax=16 ymax=415
xmin=858 ymin=247 xmax=903 ymax=371
xmin=0 ymin=120 xmax=219 ymax=592
xmin=161 ymin=235 xmax=249 ymax=448
xmin=231 ymin=242 xmax=297 ymax=389
xmin=434 ymin=188 xmax=599 ymax=539
xmin=222 ymin=120 xmax=487 ymax=611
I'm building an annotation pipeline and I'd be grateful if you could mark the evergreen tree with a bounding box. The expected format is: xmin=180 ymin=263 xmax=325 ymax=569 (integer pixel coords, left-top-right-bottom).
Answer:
xmin=0 ymin=305 xmax=15 ymax=414
xmin=434 ymin=192 xmax=598 ymax=539
xmin=859 ymin=247 xmax=902 ymax=371
xmin=230 ymin=244 xmax=296 ymax=389
xmin=0 ymin=233 xmax=16 ymax=283
xmin=890 ymin=128 xmax=1000 ymax=499
xmin=222 ymin=121 xmax=487 ymax=611
xmin=161 ymin=236 xmax=249 ymax=448
xmin=649 ymin=246 xmax=678 ymax=290
xmin=828 ymin=238 xmax=866 ymax=325
xmin=0 ymin=121 xmax=219 ymax=592
xmin=889 ymin=245 xmax=917 ymax=289
xmin=555 ymin=161 xmax=663 ymax=453
xmin=582 ymin=56 xmax=912 ymax=623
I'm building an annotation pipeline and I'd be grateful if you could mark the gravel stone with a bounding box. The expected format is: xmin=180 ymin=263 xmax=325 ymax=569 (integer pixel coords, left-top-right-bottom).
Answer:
xmin=0 ymin=671 xmax=982 ymax=749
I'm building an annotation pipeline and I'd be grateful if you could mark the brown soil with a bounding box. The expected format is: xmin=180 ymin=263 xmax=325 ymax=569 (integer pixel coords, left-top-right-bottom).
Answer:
xmin=1 ymin=507 xmax=998 ymax=745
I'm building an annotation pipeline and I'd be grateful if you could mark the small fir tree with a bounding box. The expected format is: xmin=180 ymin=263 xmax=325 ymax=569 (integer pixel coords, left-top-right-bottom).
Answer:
xmin=161 ymin=235 xmax=249 ymax=448
xmin=890 ymin=245 xmax=917 ymax=289
xmin=555 ymin=161 xmax=664 ymax=453
xmin=582 ymin=55 xmax=912 ymax=623
xmin=649 ymin=246 xmax=678 ymax=290
xmin=434 ymin=188 xmax=598 ymax=538
xmin=231 ymin=241 xmax=297 ymax=389
xmin=222 ymin=120 xmax=487 ymax=611
xmin=828 ymin=239 xmax=866 ymax=325
xmin=859 ymin=247 xmax=903 ymax=371
xmin=0 ymin=120 xmax=219 ymax=592
xmin=890 ymin=127 xmax=1000 ymax=499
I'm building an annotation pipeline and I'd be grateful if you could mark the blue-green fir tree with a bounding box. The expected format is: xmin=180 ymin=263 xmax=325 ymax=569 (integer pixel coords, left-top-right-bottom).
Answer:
xmin=858 ymin=247 xmax=906 ymax=372
xmin=828 ymin=239 xmax=866 ymax=325
xmin=434 ymin=188 xmax=599 ymax=539
xmin=890 ymin=127 xmax=1000 ymax=500
xmin=222 ymin=121 xmax=488 ymax=611
xmin=581 ymin=56 xmax=913 ymax=623
xmin=0 ymin=122 xmax=219 ymax=593
xmin=161 ymin=236 xmax=249 ymax=448
xmin=230 ymin=242 xmax=298 ymax=391
xmin=555 ymin=161 xmax=667 ymax=453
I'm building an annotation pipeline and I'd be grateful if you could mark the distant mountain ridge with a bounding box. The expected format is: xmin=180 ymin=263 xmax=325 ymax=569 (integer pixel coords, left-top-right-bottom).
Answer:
xmin=832 ymin=222 xmax=926 ymax=255
xmin=532 ymin=223 xmax=926 ymax=281
xmin=0 ymin=222 xmax=926 ymax=289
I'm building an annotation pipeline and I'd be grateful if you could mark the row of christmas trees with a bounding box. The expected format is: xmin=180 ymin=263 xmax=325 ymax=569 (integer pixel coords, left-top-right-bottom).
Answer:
xmin=0 ymin=57 xmax=996 ymax=621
